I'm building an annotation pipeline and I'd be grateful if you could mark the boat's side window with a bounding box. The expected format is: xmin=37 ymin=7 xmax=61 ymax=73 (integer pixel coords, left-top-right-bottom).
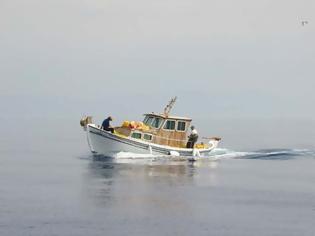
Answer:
xmin=144 ymin=116 xmax=154 ymax=126
xmin=151 ymin=118 xmax=163 ymax=129
xmin=163 ymin=120 xmax=176 ymax=130
xmin=131 ymin=132 xmax=142 ymax=139
xmin=177 ymin=121 xmax=186 ymax=131
xmin=143 ymin=134 xmax=152 ymax=141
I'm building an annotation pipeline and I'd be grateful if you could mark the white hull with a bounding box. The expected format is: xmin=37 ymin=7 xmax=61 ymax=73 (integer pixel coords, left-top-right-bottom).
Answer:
xmin=86 ymin=124 xmax=219 ymax=158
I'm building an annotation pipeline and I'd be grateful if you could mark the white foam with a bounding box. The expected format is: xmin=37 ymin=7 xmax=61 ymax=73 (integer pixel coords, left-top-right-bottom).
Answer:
xmin=112 ymin=148 xmax=253 ymax=161
xmin=203 ymin=148 xmax=254 ymax=159
xmin=106 ymin=148 xmax=315 ymax=163
xmin=113 ymin=151 xmax=158 ymax=159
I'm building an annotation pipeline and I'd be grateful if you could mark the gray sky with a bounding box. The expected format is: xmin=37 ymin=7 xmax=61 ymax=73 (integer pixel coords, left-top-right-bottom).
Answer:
xmin=1 ymin=0 xmax=314 ymax=123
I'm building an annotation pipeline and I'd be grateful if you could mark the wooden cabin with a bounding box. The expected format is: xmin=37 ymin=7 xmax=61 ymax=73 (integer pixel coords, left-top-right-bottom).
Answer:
xmin=115 ymin=113 xmax=192 ymax=148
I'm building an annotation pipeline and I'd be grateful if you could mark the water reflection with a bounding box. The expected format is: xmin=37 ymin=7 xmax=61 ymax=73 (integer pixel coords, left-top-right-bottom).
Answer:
xmin=88 ymin=155 xmax=219 ymax=179
xmin=82 ymin=156 xmax=220 ymax=206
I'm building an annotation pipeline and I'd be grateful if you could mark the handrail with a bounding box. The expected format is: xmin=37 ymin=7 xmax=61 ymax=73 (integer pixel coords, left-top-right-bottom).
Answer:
xmin=134 ymin=132 xmax=187 ymax=142
xmin=104 ymin=124 xmax=188 ymax=142
xmin=153 ymin=135 xmax=187 ymax=142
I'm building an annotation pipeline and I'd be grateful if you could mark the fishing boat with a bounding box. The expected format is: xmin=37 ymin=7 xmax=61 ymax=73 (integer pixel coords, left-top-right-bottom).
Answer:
xmin=80 ymin=97 xmax=221 ymax=158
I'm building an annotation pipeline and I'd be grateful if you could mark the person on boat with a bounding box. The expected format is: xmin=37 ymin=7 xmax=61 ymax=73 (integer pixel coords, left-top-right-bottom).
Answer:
xmin=186 ymin=125 xmax=198 ymax=148
xmin=101 ymin=116 xmax=114 ymax=133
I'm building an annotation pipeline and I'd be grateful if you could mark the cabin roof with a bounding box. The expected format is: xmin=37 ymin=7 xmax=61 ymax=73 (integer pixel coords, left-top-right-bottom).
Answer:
xmin=143 ymin=113 xmax=192 ymax=121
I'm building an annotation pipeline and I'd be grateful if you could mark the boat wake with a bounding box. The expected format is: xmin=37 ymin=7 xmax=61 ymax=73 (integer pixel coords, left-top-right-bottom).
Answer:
xmin=91 ymin=148 xmax=315 ymax=163
xmin=206 ymin=148 xmax=315 ymax=160
xmin=226 ymin=149 xmax=315 ymax=160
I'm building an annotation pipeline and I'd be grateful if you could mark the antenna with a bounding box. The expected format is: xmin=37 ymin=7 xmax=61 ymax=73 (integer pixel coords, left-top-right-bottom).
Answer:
xmin=163 ymin=96 xmax=177 ymax=116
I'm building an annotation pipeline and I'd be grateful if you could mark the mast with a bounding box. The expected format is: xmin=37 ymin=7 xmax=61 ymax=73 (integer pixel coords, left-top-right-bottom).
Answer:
xmin=163 ymin=96 xmax=177 ymax=117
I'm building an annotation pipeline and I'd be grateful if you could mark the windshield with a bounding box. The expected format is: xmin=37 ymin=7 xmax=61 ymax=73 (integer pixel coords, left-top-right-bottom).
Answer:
xmin=143 ymin=116 xmax=164 ymax=128
xmin=143 ymin=116 xmax=154 ymax=126
xmin=151 ymin=117 xmax=163 ymax=128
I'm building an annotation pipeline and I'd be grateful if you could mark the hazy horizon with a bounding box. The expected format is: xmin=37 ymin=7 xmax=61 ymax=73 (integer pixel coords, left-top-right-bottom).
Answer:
xmin=1 ymin=0 xmax=314 ymax=150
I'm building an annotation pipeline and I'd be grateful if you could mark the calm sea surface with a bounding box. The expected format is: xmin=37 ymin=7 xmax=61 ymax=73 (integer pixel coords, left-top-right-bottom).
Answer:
xmin=0 ymin=118 xmax=315 ymax=236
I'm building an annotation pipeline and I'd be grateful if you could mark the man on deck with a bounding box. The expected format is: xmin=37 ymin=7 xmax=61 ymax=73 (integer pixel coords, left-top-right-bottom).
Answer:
xmin=101 ymin=116 xmax=114 ymax=133
xmin=186 ymin=126 xmax=198 ymax=148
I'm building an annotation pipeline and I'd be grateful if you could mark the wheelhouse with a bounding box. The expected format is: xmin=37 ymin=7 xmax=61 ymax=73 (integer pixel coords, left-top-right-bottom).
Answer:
xmin=142 ymin=113 xmax=192 ymax=147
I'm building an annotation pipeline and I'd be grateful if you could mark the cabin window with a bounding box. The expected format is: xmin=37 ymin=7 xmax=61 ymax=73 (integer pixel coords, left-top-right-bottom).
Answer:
xmin=131 ymin=132 xmax=142 ymax=139
xmin=143 ymin=116 xmax=154 ymax=126
xmin=177 ymin=121 xmax=186 ymax=131
xmin=143 ymin=116 xmax=149 ymax=123
xmin=143 ymin=134 xmax=152 ymax=141
xmin=151 ymin=117 xmax=163 ymax=128
xmin=163 ymin=120 xmax=176 ymax=130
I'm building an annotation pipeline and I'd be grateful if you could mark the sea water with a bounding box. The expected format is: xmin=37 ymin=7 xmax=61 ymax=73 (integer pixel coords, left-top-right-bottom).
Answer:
xmin=0 ymin=118 xmax=315 ymax=236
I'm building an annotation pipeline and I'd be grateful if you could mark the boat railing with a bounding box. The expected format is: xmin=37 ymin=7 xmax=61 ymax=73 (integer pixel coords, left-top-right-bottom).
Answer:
xmin=96 ymin=124 xmax=188 ymax=143
xmin=152 ymin=135 xmax=187 ymax=143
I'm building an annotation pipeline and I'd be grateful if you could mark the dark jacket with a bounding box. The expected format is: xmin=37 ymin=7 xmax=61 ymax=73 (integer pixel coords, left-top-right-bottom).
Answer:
xmin=102 ymin=118 xmax=111 ymax=129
